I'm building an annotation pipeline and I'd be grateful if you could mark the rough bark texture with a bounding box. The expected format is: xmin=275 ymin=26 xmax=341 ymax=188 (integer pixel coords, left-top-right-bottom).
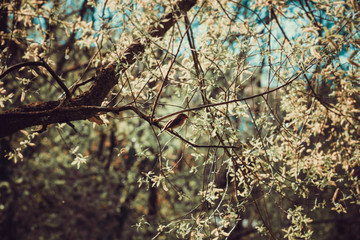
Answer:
xmin=0 ymin=0 xmax=197 ymax=138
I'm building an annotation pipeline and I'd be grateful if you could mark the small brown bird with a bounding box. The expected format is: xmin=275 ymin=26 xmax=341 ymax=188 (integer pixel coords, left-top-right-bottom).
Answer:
xmin=160 ymin=113 xmax=188 ymax=133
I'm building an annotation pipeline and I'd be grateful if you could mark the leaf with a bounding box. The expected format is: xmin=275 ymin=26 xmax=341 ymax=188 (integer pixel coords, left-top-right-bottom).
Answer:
xmin=88 ymin=115 xmax=104 ymax=125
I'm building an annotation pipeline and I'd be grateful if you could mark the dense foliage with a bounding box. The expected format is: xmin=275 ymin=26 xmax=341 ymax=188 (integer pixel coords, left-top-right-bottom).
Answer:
xmin=1 ymin=0 xmax=360 ymax=239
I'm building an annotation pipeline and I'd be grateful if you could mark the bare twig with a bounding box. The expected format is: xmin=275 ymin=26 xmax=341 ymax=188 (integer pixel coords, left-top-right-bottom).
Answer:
xmin=0 ymin=61 xmax=71 ymax=100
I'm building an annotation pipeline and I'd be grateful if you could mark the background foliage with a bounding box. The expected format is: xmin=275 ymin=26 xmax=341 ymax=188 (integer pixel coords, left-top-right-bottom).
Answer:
xmin=1 ymin=0 xmax=360 ymax=239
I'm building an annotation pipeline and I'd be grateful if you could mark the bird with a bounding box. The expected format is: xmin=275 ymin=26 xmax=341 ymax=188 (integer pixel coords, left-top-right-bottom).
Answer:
xmin=159 ymin=113 xmax=188 ymax=134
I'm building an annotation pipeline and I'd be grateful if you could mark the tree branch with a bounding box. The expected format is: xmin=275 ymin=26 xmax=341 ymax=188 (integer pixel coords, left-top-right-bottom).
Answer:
xmin=0 ymin=61 xmax=71 ymax=100
xmin=0 ymin=0 xmax=198 ymax=138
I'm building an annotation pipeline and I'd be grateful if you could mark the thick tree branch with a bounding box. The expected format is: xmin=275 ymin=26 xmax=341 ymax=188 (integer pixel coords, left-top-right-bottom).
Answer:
xmin=0 ymin=0 xmax=198 ymax=138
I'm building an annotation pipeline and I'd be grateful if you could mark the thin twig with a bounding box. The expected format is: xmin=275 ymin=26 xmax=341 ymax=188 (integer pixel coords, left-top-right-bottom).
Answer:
xmin=0 ymin=60 xmax=71 ymax=100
